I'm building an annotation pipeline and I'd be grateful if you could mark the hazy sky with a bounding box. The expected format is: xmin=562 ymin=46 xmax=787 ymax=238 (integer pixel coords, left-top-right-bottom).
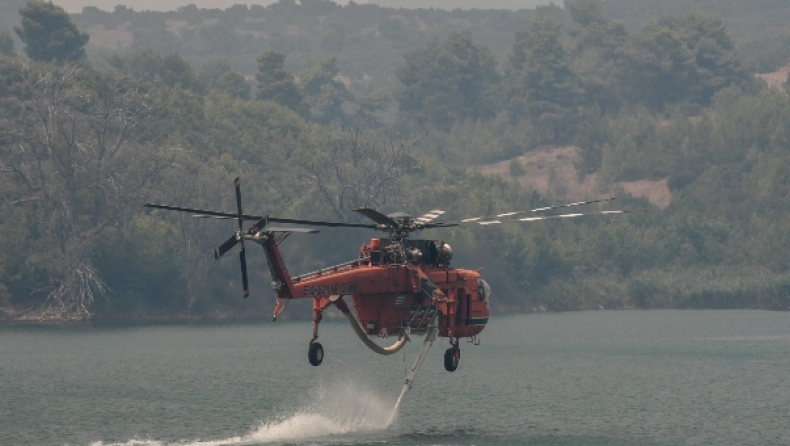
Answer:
xmin=54 ymin=0 xmax=280 ymax=13
xmin=53 ymin=0 xmax=551 ymax=13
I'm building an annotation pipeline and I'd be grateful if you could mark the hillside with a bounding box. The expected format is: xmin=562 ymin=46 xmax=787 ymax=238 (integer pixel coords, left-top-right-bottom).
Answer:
xmin=4 ymin=0 xmax=790 ymax=323
xmin=475 ymin=58 xmax=790 ymax=207
xmin=72 ymin=2 xmax=556 ymax=89
xmin=62 ymin=0 xmax=790 ymax=84
xmin=476 ymin=145 xmax=672 ymax=209
xmin=756 ymin=64 xmax=790 ymax=91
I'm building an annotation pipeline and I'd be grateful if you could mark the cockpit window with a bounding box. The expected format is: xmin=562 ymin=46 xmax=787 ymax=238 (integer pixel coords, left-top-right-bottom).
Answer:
xmin=477 ymin=278 xmax=491 ymax=302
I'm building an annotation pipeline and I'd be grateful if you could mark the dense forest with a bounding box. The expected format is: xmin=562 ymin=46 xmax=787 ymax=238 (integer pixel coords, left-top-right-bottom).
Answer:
xmin=2 ymin=0 xmax=790 ymax=322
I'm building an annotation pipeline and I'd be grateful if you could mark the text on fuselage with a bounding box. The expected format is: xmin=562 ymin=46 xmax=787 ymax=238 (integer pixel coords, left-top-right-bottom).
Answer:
xmin=303 ymin=282 xmax=359 ymax=296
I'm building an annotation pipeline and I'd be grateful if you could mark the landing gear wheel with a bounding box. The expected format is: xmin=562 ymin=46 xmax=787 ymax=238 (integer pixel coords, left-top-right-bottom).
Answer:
xmin=444 ymin=347 xmax=460 ymax=372
xmin=308 ymin=342 xmax=324 ymax=366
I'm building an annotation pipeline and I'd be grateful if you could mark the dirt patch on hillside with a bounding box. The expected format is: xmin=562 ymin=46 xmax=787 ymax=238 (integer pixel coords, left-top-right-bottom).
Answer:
xmin=757 ymin=65 xmax=790 ymax=91
xmin=85 ymin=23 xmax=133 ymax=49
xmin=618 ymin=178 xmax=671 ymax=208
xmin=476 ymin=145 xmax=672 ymax=208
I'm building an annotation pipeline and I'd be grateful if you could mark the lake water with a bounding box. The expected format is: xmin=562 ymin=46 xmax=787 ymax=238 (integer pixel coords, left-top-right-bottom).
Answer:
xmin=2 ymin=310 xmax=789 ymax=446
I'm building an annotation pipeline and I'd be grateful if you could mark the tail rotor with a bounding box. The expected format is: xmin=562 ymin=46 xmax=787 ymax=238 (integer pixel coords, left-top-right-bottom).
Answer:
xmin=234 ymin=177 xmax=250 ymax=298
xmin=210 ymin=177 xmax=251 ymax=298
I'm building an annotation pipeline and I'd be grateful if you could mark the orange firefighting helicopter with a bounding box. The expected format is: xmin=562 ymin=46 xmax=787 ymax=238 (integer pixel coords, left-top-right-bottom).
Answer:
xmin=145 ymin=178 xmax=635 ymax=377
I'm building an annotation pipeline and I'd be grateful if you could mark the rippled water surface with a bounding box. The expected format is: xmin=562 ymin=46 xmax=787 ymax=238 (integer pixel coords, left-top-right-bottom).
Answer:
xmin=2 ymin=310 xmax=789 ymax=446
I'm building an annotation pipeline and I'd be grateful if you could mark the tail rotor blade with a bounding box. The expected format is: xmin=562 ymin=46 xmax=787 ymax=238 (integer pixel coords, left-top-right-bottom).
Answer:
xmin=239 ymin=247 xmax=249 ymax=298
xmin=214 ymin=234 xmax=238 ymax=259
xmin=234 ymin=177 xmax=244 ymax=233
xmin=234 ymin=177 xmax=249 ymax=298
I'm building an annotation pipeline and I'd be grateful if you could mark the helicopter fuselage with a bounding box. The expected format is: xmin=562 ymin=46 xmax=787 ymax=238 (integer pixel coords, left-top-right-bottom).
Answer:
xmin=261 ymin=234 xmax=489 ymax=341
xmin=297 ymin=260 xmax=489 ymax=339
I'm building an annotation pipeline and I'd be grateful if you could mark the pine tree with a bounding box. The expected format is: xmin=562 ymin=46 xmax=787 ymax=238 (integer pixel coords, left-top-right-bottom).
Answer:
xmin=14 ymin=1 xmax=89 ymax=63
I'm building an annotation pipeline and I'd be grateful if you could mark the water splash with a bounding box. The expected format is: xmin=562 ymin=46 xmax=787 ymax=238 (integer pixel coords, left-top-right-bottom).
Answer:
xmin=245 ymin=381 xmax=395 ymax=443
xmin=91 ymin=381 xmax=396 ymax=446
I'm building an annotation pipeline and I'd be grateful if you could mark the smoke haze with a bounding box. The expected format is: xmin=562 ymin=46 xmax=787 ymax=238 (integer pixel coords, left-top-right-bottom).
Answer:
xmin=53 ymin=0 xmax=552 ymax=13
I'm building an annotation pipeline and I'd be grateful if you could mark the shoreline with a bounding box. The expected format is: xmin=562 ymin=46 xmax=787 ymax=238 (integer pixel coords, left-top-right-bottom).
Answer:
xmin=2 ymin=304 xmax=787 ymax=326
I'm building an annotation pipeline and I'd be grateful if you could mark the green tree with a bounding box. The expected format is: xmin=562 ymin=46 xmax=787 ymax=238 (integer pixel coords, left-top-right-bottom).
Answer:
xmin=255 ymin=50 xmax=307 ymax=115
xmin=108 ymin=50 xmax=162 ymax=83
xmin=506 ymin=16 xmax=582 ymax=141
xmin=620 ymin=11 xmax=749 ymax=111
xmin=159 ymin=52 xmax=202 ymax=92
xmin=0 ymin=28 xmax=14 ymax=56
xmin=565 ymin=0 xmax=628 ymax=113
xmin=197 ymin=59 xmax=232 ymax=91
xmin=96 ymin=216 xmax=189 ymax=316
xmin=566 ymin=0 xmax=607 ymax=27
xmin=0 ymin=58 xmax=163 ymax=319
xmin=619 ymin=23 xmax=698 ymax=111
xmin=109 ymin=51 xmax=202 ymax=93
xmin=573 ymin=108 xmax=610 ymax=175
xmin=216 ymin=71 xmax=251 ymax=99
xmin=349 ymin=87 xmax=392 ymax=128
xmin=659 ymin=11 xmax=749 ymax=105
xmin=292 ymin=126 xmax=415 ymax=219
xmin=14 ymin=1 xmax=89 ymax=63
xmin=738 ymin=34 xmax=790 ymax=73
xmin=301 ymin=56 xmax=352 ymax=125
xmin=396 ymin=29 xmax=501 ymax=131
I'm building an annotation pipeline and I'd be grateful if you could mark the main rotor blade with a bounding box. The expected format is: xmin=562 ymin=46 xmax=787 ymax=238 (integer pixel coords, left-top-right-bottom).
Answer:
xmin=421 ymin=221 xmax=460 ymax=229
xmin=354 ymin=207 xmax=400 ymax=227
xmin=472 ymin=209 xmax=647 ymax=225
xmin=461 ymin=197 xmax=616 ymax=223
xmin=145 ymin=203 xmax=377 ymax=229
xmin=145 ymin=203 xmax=263 ymax=220
xmin=414 ymin=209 xmax=446 ymax=225
xmin=266 ymin=217 xmax=376 ymax=229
